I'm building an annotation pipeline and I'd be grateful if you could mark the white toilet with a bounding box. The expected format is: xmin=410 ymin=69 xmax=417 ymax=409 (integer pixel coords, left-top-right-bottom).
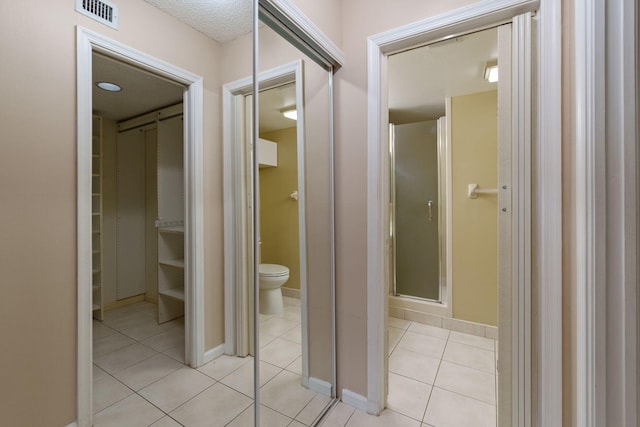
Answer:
xmin=258 ymin=263 xmax=290 ymax=315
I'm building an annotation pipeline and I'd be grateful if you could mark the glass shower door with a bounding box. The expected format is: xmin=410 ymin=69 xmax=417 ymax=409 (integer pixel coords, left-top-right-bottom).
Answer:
xmin=392 ymin=121 xmax=441 ymax=301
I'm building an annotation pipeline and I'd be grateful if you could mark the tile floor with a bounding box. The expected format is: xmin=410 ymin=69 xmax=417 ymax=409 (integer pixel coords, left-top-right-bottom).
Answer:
xmin=317 ymin=316 xmax=498 ymax=427
xmin=92 ymin=297 xmax=330 ymax=426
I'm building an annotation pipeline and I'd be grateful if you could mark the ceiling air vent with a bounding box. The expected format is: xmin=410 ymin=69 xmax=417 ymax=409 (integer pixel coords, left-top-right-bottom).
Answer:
xmin=75 ymin=0 xmax=119 ymax=30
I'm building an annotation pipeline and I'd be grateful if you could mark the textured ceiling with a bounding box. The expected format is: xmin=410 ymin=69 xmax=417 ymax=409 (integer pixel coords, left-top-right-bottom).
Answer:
xmin=144 ymin=0 xmax=253 ymax=43
xmin=389 ymin=27 xmax=498 ymax=124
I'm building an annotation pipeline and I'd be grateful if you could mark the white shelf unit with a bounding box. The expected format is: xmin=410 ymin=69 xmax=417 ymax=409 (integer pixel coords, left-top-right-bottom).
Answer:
xmin=157 ymin=226 xmax=184 ymax=323
xmin=92 ymin=115 xmax=104 ymax=321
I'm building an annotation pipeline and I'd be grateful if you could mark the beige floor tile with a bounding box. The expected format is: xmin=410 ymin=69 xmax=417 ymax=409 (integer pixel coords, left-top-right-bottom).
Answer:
xmin=94 ymin=343 xmax=158 ymax=374
xmin=387 ymin=373 xmax=432 ymax=421
xmin=260 ymin=370 xmax=317 ymax=418
xmin=389 ymin=348 xmax=440 ymax=385
xmin=94 ymin=394 xmax=163 ymax=427
xmin=388 ymin=327 xmax=405 ymax=355
xmin=423 ymin=387 xmax=496 ymax=427
xmin=114 ymin=353 xmax=183 ymax=391
xmin=163 ymin=343 xmax=185 ymax=363
xmin=285 ymin=356 xmax=302 ymax=375
xmin=295 ymin=393 xmax=332 ymax=425
xmin=434 ymin=361 xmax=495 ymax=405
xmin=226 ymin=404 xmax=292 ymax=427
xmin=408 ymin=322 xmax=450 ymax=340
xmin=220 ymin=360 xmax=281 ymax=397
xmin=388 ymin=317 xmax=411 ymax=330
xmin=150 ymin=416 xmax=182 ymax=426
xmin=92 ymin=373 xmax=133 ymax=414
xmin=318 ymin=402 xmax=355 ymax=427
xmin=289 ymin=422 xmax=307 ymax=427
xmin=260 ymin=317 xmax=300 ymax=337
xmin=93 ymin=365 xmax=110 ymax=382
xmin=283 ymin=296 xmax=301 ymax=306
xmin=170 ymin=382 xmax=252 ymax=427
xmin=345 ymin=409 xmax=421 ymax=427
xmin=260 ymin=329 xmax=279 ymax=349
xmin=93 ymin=321 xmax=118 ymax=340
xmin=397 ymin=331 xmax=446 ymax=360
xmin=139 ymin=367 xmax=216 ymax=412
xmin=198 ymin=354 xmax=252 ymax=380
xmin=128 ymin=301 xmax=158 ymax=318
xmin=93 ymin=333 xmax=136 ymax=359
xmin=142 ymin=328 xmax=184 ymax=352
xmin=448 ymin=331 xmax=495 ymax=351
xmin=119 ymin=319 xmax=180 ymax=342
xmin=103 ymin=310 xmax=152 ymax=331
xmin=281 ymin=325 xmax=302 ymax=344
xmin=280 ymin=305 xmax=302 ymax=322
xmin=260 ymin=338 xmax=302 ymax=368
xmin=443 ymin=341 xmax=495 ymax=374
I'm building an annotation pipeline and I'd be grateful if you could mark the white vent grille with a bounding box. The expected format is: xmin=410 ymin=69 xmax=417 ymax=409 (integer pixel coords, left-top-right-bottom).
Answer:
xmin=75 ymin=0 xmax=119 ymax=30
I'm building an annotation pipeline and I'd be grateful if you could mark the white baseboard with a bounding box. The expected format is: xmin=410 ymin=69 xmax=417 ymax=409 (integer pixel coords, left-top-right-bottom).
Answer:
xmin=309 ymin=377 xmax=332 ymax=397
xmin=341 ymin=388 xmax=368 ymax=412
xmin=202 ymin=343 xmax=225 ymax=365
xmin=65 ymin=422 xmax=78 ymax=427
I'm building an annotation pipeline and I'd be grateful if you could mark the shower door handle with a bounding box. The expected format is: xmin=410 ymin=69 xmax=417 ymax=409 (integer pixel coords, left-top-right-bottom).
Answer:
xmin=427 ymin=200 xmax=433 ymax=222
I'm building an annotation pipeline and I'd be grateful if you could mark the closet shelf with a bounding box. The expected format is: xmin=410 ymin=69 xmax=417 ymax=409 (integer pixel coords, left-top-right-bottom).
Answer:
xmin=92 ymin=269 xmax=100 ymax=274
xmin=159 ymin=259 xmax=185 ymax=269
xmin=92 ymin=285 xmax=101 ymax=291
xmin=159 ymin=226 xmax=184 ymax=234
xmin=159 ymin=287 xmax=185 ymax=301
xmin=92 ymin=304 xmax=100 ymax=311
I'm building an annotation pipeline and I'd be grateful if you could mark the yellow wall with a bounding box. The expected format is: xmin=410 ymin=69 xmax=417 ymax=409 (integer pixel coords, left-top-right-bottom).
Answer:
xmin=259 ymin=127 xmax=301 ymax=290
xmin=450 ymin=90 xmax=498 ymax=326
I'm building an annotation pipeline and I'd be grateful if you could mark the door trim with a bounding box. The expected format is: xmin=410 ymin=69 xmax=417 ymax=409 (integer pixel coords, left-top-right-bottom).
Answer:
xmin=222 ymin=60 xmax=309 ymax=381
xmin=366 ymin=0 xmax=563 ymax=424
xmin=76 ymin=26 xmax=205 ymax=427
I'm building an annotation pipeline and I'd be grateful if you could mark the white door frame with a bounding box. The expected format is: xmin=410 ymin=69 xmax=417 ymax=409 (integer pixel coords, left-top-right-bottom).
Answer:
xmin=222 ymin=60 xmax=309 ymax=381
xmin=575 ymin=0 xmax=639 ymax=424
xmin=366 ymin=0 xmax=563 ymax=425
xmin=76 ymin=26 xmax=205 ymax=427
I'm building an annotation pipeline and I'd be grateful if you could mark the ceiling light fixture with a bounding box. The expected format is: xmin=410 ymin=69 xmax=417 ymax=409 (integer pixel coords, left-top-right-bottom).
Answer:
xmin=484 ymin=61 xmax=498 ymax=83
xmin=96 ymin=81 xmax=122 ymax=92
xmin=282 ymin=108 xmax=297 ymax=121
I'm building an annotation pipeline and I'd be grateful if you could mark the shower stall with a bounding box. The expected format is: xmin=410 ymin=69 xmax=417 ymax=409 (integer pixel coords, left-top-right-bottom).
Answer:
xmin=390 ymin=119 xmax=447 ymax=303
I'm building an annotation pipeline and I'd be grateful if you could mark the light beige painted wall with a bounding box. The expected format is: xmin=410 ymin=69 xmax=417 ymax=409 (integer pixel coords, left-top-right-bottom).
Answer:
xmin=450 ymin=90 xmax=498 ymax=326
xmin=0 ymin=0 xmax=235 ymax=424
xmin=259 ymin=127 xmax=301 ymax=290
xmin=334 ymin=0 xmax=482 ymax=397
xmin=289 ymin=0 xmax=343 ymax=50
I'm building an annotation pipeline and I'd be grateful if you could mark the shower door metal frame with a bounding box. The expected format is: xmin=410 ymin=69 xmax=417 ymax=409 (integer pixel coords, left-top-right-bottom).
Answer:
xmin=389 ymin=120 xmax=448 ymax=305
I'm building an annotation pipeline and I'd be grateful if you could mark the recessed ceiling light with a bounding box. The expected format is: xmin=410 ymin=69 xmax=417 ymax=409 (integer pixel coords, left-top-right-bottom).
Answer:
xmin=484 ymin=61 xmax=498 ymax=83
xmin=96 ymin=81 xmax=122 ymax=92
xmin=282 ymin=108 xmax=297 ymax=121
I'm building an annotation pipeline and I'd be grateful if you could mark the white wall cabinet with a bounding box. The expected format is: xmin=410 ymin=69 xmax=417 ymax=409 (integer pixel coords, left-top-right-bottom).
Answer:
xmin=92 ymin=115 xmax=104 ymax=320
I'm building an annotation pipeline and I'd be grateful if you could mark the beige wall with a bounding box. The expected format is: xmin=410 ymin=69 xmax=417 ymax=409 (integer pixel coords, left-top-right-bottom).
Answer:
xmin=259 ymin=127 xmax=301 ymax=290
xmin=0 ymin=0 xmax=236 ymax=423
xmin=450 ymin=91 xmax=498 ymax=326
xmin=333 ymin=0 xmax=481 ymax=397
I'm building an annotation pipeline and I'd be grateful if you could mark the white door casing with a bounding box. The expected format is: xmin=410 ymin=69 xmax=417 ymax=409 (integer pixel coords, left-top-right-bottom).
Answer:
xmin=76 ymin=26 xmax=205 ymax=427
xmin=366 ymin=1 xmax=563 ymax=425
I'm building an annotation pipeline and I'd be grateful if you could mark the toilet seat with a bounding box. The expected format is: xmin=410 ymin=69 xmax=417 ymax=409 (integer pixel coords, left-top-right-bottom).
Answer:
xmin=259 ymin=263 xmax=289 ymax=277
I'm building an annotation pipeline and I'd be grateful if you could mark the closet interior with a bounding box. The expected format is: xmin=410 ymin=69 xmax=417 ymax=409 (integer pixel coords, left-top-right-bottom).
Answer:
xmin=91 ymin=102 xmax=185 ymax=325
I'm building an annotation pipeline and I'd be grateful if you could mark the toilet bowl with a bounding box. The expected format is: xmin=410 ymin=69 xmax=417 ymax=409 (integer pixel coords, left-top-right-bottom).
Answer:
xmin=258 ymin=263 xmax=289 ymax=315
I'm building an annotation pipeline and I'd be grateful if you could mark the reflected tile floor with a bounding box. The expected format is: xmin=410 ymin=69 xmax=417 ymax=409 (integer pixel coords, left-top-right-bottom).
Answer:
xmin=319 ymin=317 xmax=498 ymax=427
xmin=92 ymin=297 xmax=327 ymax=426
